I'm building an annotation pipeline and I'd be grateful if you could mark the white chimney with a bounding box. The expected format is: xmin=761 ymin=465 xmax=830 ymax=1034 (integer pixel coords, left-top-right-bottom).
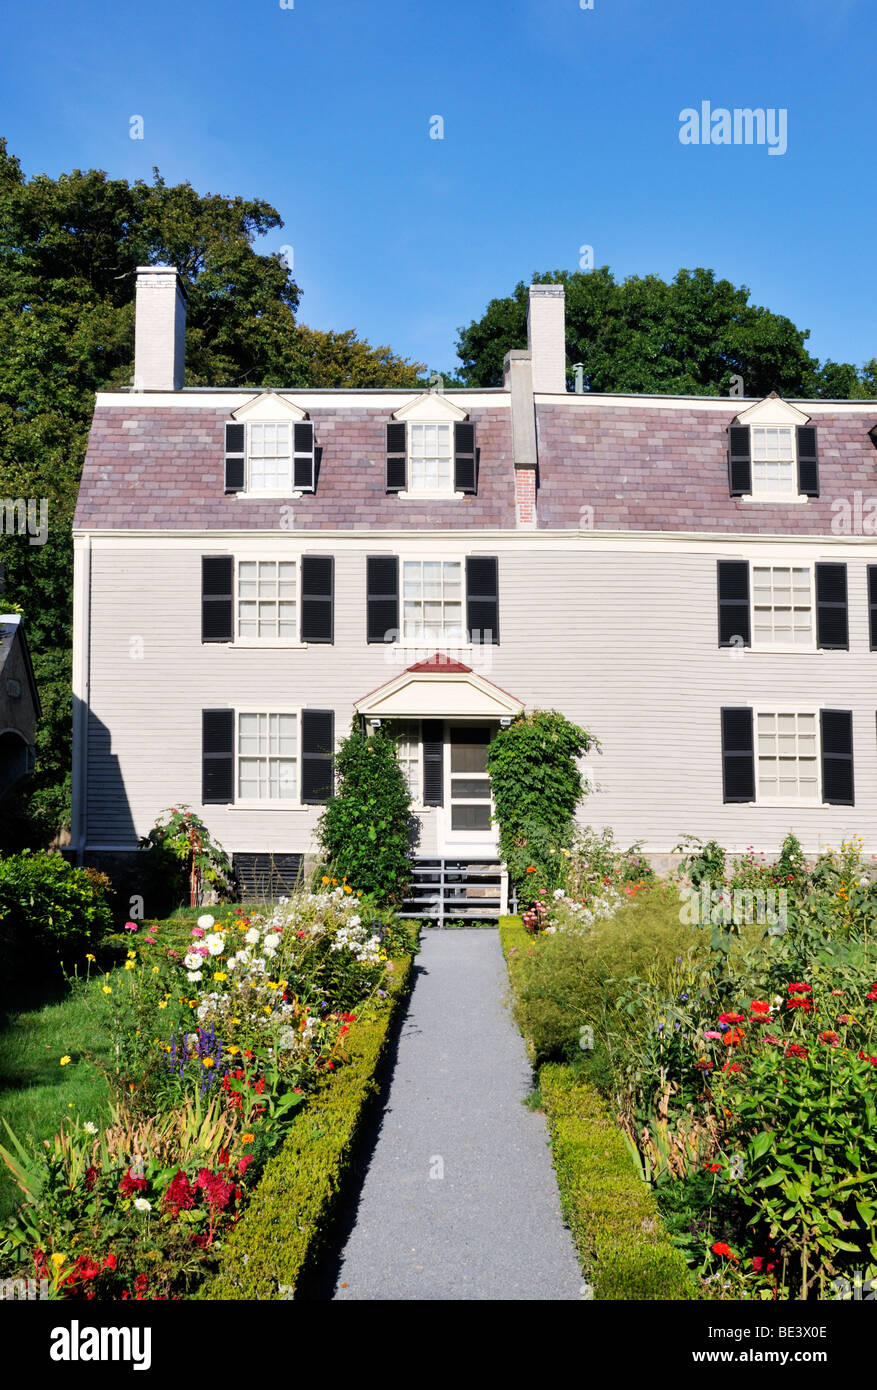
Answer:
xmin=133 ymin=266 xmax=186 ymax=391
xmin=527 ymin=284 xmax=567 ymax=394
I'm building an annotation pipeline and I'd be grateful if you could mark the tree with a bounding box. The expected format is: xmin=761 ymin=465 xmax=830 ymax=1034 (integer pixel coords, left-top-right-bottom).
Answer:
xmin=318 ymin=722 xmax=416 ymax=905
xmin=0 ymin=140 xmax=425 ymax=845
xmin=456 ymin=266 xmax=877 ymax=399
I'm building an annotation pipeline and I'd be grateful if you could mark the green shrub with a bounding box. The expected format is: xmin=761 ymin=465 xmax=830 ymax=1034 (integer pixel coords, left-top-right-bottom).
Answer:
xmin=200 ymin=950 xmax=415 ymax=1299
xmin=0 ymin=850 xmax=113 ymax=997
xmin=140 ymin=807 xmax=233 ymax=909
xmin=318 ymin=722 xmax=415 ymax=906
xmin=505 ymin=884 xmax=697 ymax=1067
xmin=541 ymin=1065 xmax=696 ymax=1300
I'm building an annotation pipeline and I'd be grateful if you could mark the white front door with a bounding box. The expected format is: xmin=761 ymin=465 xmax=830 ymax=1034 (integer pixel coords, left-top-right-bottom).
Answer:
xmin=439 ymin=723 xmax=498 ymax=857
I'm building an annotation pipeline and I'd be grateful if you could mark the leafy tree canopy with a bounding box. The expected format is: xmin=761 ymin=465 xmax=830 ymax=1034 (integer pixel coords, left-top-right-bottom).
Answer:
xmin=455 ymin=266 xmax=877 ymax=399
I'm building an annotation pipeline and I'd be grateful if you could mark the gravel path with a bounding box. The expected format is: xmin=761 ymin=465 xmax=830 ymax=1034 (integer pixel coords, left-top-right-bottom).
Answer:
xmin=330 ymin=928 xmax=583 ymax=1300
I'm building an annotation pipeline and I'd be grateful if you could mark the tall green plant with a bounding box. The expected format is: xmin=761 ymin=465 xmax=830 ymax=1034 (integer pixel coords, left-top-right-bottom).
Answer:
xmin=317 ymin=722 xmax=415 ymax=906
xmin=486 ymin=710 xmax=598 ymax=903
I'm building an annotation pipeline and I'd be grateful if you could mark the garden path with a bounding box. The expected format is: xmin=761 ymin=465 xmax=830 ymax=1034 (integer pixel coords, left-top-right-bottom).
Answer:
xmin=330 ymin=928 xmax=583 ymax=1300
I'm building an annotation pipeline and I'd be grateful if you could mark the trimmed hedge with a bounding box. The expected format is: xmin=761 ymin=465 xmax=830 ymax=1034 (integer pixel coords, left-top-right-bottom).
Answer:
xmin=498 ymin=915 xmax=696 ymax=1301
xmin=200 ymin=951 xmax=414 ymax=1300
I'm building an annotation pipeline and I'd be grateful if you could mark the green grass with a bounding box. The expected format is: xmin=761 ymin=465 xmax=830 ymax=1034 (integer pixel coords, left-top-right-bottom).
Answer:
xmin=0 ymin=974 xmax=115 ymax=1221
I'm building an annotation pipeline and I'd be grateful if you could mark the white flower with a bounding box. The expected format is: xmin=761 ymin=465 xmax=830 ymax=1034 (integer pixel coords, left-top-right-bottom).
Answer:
xmin=197 ymin=914 xmax=215 ymax=930
xmin=245 ymin=928 xmax=260 ymax=945
xmin=187 ymin=970 xmax=202 ymax=982
xmin=133 ymin=1198 xmax=152 ymax=1213
xmin=348 ymin=915 xmax=361 ymax=928
xmin=263 ymin=933 xmax=281 ymax=951
xmin=553 ymin=888 xmax=565 ymax=900
xmin=183 ymin=952 xmax=203 ymax=970
xmin=83 ymin=1121 xmax=98 ymax=1135
xmin=205 ymin=933 xmax=225 ymax=957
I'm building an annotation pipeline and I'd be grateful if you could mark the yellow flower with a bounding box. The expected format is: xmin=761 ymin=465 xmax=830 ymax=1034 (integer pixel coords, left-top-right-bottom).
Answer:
xmin=50 ymin=1253 xmax=66 ymax=1269
xmin=60 ymin=1056 xmax=71 ymax=1066
xmin=165 ymin=1045 xmax=171 ymax=1053
xmin=241 ymin=1132 xmax=255 ymax=1144
xmin=85 ymin=953 xmax=95 ymax=962
xmin=228 ymin=1045 xmax=240 ymax=1055
xmin=152 ymin=966 xmax=159 ymax=974
xmin=127 ymin=950 xmax=137 ymax=960
xmin=158 ymin=1001 xmax=168 ymax=1009
xmin=266 ymin=980 xmax=279 ymax=990
xmin=202 ymin=1057 xmax=215 ymax=1069
xmin=124 ymin=961 xmax=136 ymax=971
xmin=321 ymin=875 xmax=331 ymax=884
xmin=102 ymin=986 xmax=112 ymax=995
xmin=343 ymin=886 xmax=352 ymax=894
xmin=213 ymin=971 xmax=227 ymax=982
xmin=230 ymin=1017 xmax=240 ymax=1025
xmin=263 ymin=1005 xmax=272 ymax=1015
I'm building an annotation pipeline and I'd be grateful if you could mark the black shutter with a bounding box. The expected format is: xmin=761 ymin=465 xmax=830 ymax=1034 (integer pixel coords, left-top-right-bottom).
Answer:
xmin=797 ymin=425 xmax=819 ymax=497
xmin=293 ymin=421 xmax=315 ymax=491
xmin=422 ymin=720 xmax=444 ymax=806
xmin=815 ymin=563 xmax=848 ymax=649
xmin=721 ymin=707 xmax=755 ymax=803
xmin=203 ymin=709 xmax=234 ymax=804
xmin=301 ymin=710 xmax=334 ymax=803
xmin=869 ymin=566 xmax=877 ymax=650
xmin=454 ymin=421 xmax=477 ymax=494
xmin=224 ymin=422 xmax=246 ymax=493
xmin=300 ymin=556 xmax=334 ymax=643
xmin=728 ymin=425 xmax=751 ymax=497
xmin=202 ymin=556 xmax=234 ymax=643
xmin=367 ymin=556 xmax=399 ymax=643
xmin=466 ymin=556 xmax=499 ymax=644
xmin=386 ymin=422 xmax=407 ymax=492
xmin=821 ymin=709 xmax=854 ymax=805
xmin=717 ymin=560 xmax=750 ymax=647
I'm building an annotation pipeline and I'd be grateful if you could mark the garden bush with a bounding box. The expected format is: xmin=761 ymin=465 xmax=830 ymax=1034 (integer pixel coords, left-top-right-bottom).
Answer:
xmin=0 ymin=850 xmax=113 ymax=1000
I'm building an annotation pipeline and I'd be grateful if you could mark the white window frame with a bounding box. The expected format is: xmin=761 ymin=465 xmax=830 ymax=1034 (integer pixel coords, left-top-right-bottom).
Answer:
xmin=753 ymin=704 xmax=822 ymax=808
xmin=741 ymin=425 xmax=809 ymax=504
xmin=398 ymin=422 xmax=464 ymax=500
xmin=234 ymin=706 xmax=305 ymax=809
xmin=241 ymin=421 xmax=314 ymax=498
xmin=391 ymin=718 xmax=422 ymax=809
xmin=398 ymin=556 xmax=468 ymax=648
xmin=230 ymin=557 xmax=307 ymax=649
xmin=749 ymin=561 xmax=817 ymax=653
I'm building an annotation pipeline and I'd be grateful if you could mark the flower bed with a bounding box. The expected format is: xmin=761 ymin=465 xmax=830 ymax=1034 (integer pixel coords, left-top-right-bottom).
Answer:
xmin=0 ymin=884 xmax=416 ymax=1300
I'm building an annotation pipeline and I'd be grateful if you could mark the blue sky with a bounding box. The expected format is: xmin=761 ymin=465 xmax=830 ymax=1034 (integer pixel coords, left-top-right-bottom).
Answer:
xmin=1 ymin=0 xmax=873 ymax=376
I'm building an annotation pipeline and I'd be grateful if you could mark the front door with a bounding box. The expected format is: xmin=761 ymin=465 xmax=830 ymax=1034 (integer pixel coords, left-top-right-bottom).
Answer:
xmin=440 ymin=724 xmax=498 ymax=856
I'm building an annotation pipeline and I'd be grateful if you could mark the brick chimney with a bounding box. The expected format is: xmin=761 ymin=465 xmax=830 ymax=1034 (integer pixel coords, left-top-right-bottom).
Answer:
xmin=527 ymin=284 xmax=567 ymax=394
xmin=133 ymin=266 xmax=186 ymax=391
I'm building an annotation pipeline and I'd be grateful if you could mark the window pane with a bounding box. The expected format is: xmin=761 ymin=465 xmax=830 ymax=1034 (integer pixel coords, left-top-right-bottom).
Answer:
xmin=451 ymin=804 xmax=492 ymax=831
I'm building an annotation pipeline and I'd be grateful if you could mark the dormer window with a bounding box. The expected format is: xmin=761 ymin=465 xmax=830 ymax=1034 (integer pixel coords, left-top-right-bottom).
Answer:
xmin=224 ymin=393 xmax=314 ymax=496
xmin=386 ymin=394 xmax=476 ymax=497
xmin=728 ymin=396 xmax=819 ymax=502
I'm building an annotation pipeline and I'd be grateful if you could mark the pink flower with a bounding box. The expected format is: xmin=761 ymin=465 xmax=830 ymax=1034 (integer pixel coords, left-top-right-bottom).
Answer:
xmin=704 ymin=1031 xmax=722 ymax=1040
xmin=191 ymin=928 xmax=205 ymax=939
xmin=124 ymin=921 xmax=138 ymax=932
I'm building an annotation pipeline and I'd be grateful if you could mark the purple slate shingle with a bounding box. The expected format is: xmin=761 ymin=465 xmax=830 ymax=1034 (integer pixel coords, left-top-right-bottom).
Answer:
xmin=73 ymin=397 xmax=877 ymax=534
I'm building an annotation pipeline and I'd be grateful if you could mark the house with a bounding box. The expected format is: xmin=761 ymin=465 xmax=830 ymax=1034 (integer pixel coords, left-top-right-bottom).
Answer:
xmin=0 ymin=612 xmax=41 ymax=799
xmin=70 ymin=266 xmax=877 ymax=913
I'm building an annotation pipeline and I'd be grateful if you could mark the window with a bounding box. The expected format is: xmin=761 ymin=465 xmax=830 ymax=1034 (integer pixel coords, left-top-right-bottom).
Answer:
xmin=237 ymin=561 xmax=297 ymax=640
xmin=249 ymin=423 xmax=292 ymax=492
xmin=751 ymin=427 xmax=796 ymax=496
xmin=449 ymin=728 xmax=492 ymax=831
xmin=402 ymin=560 xmax=465 ymax=642
xmin=756 ymin=712 xmax=819 ymax=802
xmin=409 ymin=423 xmax=453 ymax=491
xmin=237 ymin=712 xmax=298 ymax=801
xmin=752 ymin=565 xmax=814 ymax=647
xmin=392 ymin=720 xmax=421 ymax=803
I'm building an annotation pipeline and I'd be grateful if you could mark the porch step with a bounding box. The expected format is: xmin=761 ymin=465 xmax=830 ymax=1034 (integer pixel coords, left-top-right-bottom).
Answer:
xmin=400 ymin=858 xmax=508 ymax=927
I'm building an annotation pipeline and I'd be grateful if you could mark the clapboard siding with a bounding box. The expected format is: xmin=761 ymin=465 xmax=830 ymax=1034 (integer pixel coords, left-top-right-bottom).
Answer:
xmin=82 ymin=541 xmax=877 ymax=856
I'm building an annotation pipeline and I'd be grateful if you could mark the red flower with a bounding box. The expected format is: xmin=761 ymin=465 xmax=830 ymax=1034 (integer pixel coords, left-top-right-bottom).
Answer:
xmin=867 ymin=988 xmax=877 ymax=1002
xmin=723 ymin=1028 xmax=744 ymax=1046
xmin=84 ymin=1166 xmax=98 ymax=1192
xmin=785 ymin=1043 xmax=808 ymax=1058
xmin=119 ymin=1168 xmax=147 ymax=1197
xmin=237 ymin=1156 xmax=254 ymax=1177
xmin=719 ymin=1012 xmax=747 ymax=1025
xmin=704 ymin=1162 xmax=722 ymax=1172
xmin=762 ymin=1034 xmax=783 ymax=1045
xmin=749 ymin=1001 xmax=771 ymax=1015
xmin=162 ymin=1170 xmax=195 ymax=1217
xmin=722 ymin=1062 xmax=742 ymax=1072
xmin=103 ymin=1253 xmax=117 ymax=1271
xmin=525 ymin=867 xmax=537 ymax=874
xmin=787 ymin=982 xmax=812 ymax=994
xmin=712 ymin=1242 xmax=739 ymax=1262
xmin=786 ymin=998 xmax=812 ymax=1011
xmin=694 ymin=1058 xmax=714 ymax=1070
xmin=818 ymin=1032 xmax=840 ymax=1047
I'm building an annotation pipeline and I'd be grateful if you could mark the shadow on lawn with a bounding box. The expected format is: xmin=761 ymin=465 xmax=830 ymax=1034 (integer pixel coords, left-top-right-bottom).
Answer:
xmin=295 ymin=958 xmax=429 ymax=1301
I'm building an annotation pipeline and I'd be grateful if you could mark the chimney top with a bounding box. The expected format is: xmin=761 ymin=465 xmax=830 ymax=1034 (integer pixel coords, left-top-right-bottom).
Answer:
xmin=133 ymin=266 xmax=186 ymax=391
xmin=527 ymin=283 xmax=566 ymax=394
